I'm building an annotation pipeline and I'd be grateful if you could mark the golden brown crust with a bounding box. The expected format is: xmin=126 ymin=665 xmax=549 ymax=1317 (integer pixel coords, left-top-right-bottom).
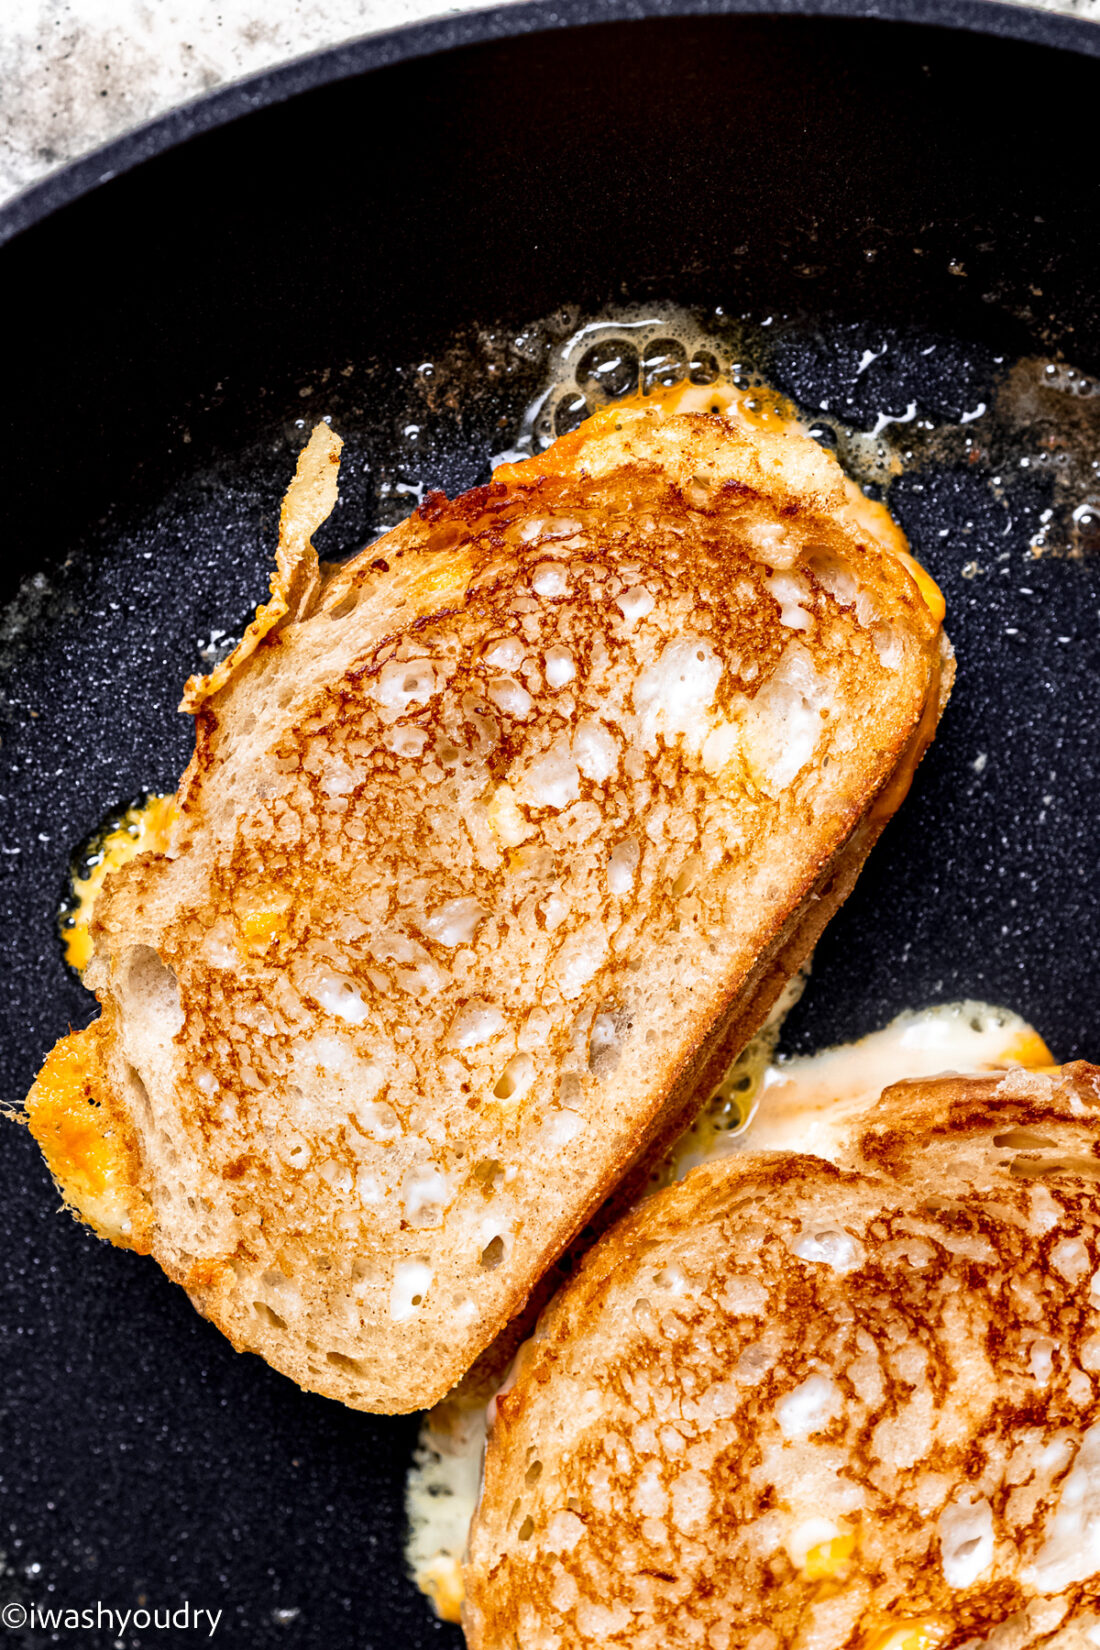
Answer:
xmin=465 ymin=1066 xmax=1100 ymax=1650
xmin=600 ymin=632 xmax=954 ymax=1226
xmin=843 ymin=1063 xmax=1100 ymax=1195
xmin=65 ymin=410 xmax=946 ymax=1412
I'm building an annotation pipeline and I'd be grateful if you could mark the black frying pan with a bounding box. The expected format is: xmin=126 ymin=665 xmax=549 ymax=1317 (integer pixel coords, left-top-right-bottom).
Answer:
xmin=2 ymin=2 xmax=1099 ymax=1644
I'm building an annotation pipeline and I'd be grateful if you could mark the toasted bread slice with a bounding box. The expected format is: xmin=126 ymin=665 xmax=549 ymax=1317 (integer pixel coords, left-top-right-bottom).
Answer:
xmin=465 ymin=1063 xmax=1100 ymax=1650
xmin=26 ymin=405 xmax=949 ymax=1413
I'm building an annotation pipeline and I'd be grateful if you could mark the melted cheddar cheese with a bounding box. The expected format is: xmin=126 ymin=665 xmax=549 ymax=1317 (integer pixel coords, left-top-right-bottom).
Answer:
xmin=239 ymin=909 xmax=289 ymax=950
xmin=865 ymin=1618 xmax=951 ymax=1650
xmin=24 ymin=1022 xmax=146 ymax=1249
xmin=60 ymin=793 xmax=177 ymax=974
xmin=669 ymin=1002 xmax=1055 ymax=1180
xmin=417 ymin=1557 xmax=466 ymax=1625
xmin=804 ymin=1533 xmax=856 ymax=1581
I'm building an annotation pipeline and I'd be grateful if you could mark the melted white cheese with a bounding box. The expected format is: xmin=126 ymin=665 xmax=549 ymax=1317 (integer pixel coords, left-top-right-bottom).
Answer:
xmin=667 ymin=1000 xmax=1050 ymax=1183
xmin=404 ymin=1387 xmax=492 ymax=1623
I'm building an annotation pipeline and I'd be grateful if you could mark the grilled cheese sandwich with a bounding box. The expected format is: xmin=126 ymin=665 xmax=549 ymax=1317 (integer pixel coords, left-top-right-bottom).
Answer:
xmin=25 ymin=401 xmax=950 ymax=1413
xmin=464 ymin=1060 xmax=1100 ymax=1649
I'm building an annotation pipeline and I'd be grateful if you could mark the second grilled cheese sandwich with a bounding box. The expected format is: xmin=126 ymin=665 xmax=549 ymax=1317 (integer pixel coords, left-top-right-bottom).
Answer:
xmin=465 ymin=1062 xmax=1100 ymax=1650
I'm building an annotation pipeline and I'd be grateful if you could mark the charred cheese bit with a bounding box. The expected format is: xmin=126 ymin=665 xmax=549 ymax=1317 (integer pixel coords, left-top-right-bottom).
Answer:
xmin=25 ymin=1023 xmax=145 ymax=1249
xmin=61 ymin=793 xmax=176 ymax=974
xmin=865 ymin=1618 xmax=951 ymax=1650
xmin=417 ymin=1556 xmax=465 ymax=1625
xmin=803 ymin=1533 xmax=856 ymax=1580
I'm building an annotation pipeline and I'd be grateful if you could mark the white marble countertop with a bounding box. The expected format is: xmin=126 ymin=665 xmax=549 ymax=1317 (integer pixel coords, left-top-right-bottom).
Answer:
xmin=2 ymin=0 xmax=1097 ymax=212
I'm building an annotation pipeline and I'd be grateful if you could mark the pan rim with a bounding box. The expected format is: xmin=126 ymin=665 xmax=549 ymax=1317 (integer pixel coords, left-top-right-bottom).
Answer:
xmin=0 ymin=0 xmax=1097 ymax=252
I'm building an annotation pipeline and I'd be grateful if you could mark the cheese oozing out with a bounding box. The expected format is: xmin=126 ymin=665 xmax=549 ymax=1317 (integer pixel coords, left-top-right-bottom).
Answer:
xmin=404 ymin=1000 xmax=1055 ymax=1622
xmin=60 ymin=793 xmax=177 ymax=973
xmin=23 ymin=1022 xmax=148 ymax=1248
xmin=667 ymin=999 xmax=1053 ymax=1181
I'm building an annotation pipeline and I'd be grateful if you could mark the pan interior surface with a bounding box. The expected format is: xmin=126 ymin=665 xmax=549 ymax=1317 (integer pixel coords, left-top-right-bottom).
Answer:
xmin=1 ymin=11 xmax=1099 ymax=1647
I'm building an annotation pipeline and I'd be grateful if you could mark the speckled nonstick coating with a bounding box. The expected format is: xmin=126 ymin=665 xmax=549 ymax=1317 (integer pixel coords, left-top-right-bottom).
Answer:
xmin=1 ymin=4 xmax=1098 ymax=1645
